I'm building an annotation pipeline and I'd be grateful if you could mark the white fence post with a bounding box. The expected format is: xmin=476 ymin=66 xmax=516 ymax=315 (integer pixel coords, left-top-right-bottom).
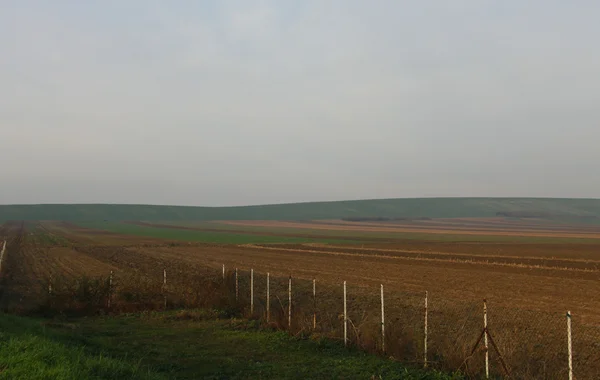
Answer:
xmin=222 ymin=264 xmax=225 ymax=281
xmin=381 ymin=284 xmax=385 ymax=353
xmin=250 ymin=269 xmax=254 ymax=315
xmin=567 ymin=311 xmax=573 ymax=380
xmin=424 ymin=291 xmax=428 ymax=368
xmin=343 ymin=280 xmax=348 ymax=347
xmin=288 ymin=276 xmax=292 ymax=329
xmin=266 ymin=273 xmax=270 ymax=322
xmin=235 ymin=268 xmax=239 ymax=302
xmin=313 ymin=279 xmax=317 ymax=330
xmin=484 ymin=299 xmax=489 ymax=379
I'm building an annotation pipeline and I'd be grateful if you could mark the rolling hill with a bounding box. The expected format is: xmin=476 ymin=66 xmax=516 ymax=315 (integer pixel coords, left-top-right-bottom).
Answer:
xmin=1 ymin=198 xmax=600 ymax=223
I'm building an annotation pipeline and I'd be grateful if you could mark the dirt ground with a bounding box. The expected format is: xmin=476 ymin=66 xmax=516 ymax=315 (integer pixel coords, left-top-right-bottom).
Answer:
xmin=2 ymin=221 xmax=598 ymax=322
xmin=2 ymin=220 xmax=599 ymax=378
xmin=126 ymin=243 xmax=600 ymax=322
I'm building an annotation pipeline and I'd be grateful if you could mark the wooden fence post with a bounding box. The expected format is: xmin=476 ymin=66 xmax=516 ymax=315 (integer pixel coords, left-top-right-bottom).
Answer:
xmin=235 ymin=268 xmax=239 ymax=302
xmin=108 ymin=270 xmax=113 ymax=308
xmin=266 ymin=272 xmax=270 ymax=322
xmin=484 ymin=299 xmax=489 ymax=379
xmin=424 ymin=291 xmax=428 ymax=368
xmin=313 ymin=279 xmax=317 ymax=330
xmin=222 ymin=264 xmax=225 ymax=281
xmin=250 ymin=269 xmax=254 ymax=315
xmin=0 ymin=240 xmax=6 ymax=274
xmin=163 ymin=269 xmax=167 ymax=310
xmin=288 ymin=276 xmax=292 ymax=329
xmin=381 ymin=284 xmax=385 ymax=353
xmin=567 ymin=311 xmax=573 ymax=380
xmin=343 ymin=280 xmax=348 ymax=347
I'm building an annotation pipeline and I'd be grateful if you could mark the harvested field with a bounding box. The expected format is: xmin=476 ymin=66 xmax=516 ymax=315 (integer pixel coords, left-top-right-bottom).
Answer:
xmin=0 ymin=222 xmax=119 ymax=310
xmin=221 ymin=219 xmax=600 ymax=239
xmin=1 ymin=219 xmax=599 ymax=378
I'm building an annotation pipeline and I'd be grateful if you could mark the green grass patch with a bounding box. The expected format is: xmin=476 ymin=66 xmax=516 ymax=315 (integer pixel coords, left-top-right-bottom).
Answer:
xmin=27 ymin=227 xmax=71 ymax=247
xmin=0 ymin=313 xmax=163 ymax=380
xmin=15 ymin=310 xmax=460 ymax=379
xmin=75 ymin=222 xmax=354 ymax=244
xmin=142 ymin=221 xmax=600 ymax=244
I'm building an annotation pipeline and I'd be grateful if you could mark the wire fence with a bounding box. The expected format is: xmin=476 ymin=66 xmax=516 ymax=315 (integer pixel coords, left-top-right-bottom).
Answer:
xmin=37 ymin=262 xmax=600 ymax=380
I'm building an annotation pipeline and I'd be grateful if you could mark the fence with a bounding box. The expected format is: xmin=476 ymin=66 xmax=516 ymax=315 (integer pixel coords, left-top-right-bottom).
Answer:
xmin=42 ymin=263 xmax=599 ymax=379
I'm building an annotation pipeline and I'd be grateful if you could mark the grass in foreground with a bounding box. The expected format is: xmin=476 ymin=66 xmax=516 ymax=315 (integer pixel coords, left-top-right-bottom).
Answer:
xmin=0 ymin=313 xmax=161 ymax=380
xmin=0 ymin=310 xmax=461 ymax=379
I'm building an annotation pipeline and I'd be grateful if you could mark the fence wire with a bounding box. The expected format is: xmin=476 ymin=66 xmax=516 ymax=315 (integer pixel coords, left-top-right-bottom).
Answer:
xmin=38 ymin=262 xmax=599 ymax=380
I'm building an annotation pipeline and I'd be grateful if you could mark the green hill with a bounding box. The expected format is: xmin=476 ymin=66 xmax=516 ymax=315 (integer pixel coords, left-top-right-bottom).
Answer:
xmin=1 ymin=198 xmax=600 ymax=223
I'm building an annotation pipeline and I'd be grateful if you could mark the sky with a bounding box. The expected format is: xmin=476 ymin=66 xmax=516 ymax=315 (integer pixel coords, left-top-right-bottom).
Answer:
xmin=1 ymin=1 xmax=599 ymax=206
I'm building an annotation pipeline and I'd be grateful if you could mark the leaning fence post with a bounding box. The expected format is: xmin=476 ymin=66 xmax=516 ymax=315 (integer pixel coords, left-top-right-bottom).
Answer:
xmin=313 ymin=279 xmax=317 ymax=330
xmin=484 ymin=299 xmax=489 ymax=379
xmin=343 ymin=280 xmax=348 ymax=347
xmin=288 ymin=276 xmax=292 ymax=329
xmin=250 ymin=269 xmax=254 ymax=315
xmin=381 ymin=284 xmax=385 ymax=353
xmin=235 ymin=268 xmax=239 ymax=302
xmin=163 ymin=269 xmax=167 ymax=310
xmin=567 ymin=311 xmax=573 ymax=380
xmin=424 ymin=291 xmax=428 ymax=368
xmin=107 ymin=270 xmax=113 ymax=308
xmin=266 ymin=272 xmax=270 ymax=322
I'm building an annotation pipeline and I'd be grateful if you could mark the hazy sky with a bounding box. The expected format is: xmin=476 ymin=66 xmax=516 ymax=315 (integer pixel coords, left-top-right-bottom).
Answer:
xmin=2 ymin=1 xmax=599 ymax=206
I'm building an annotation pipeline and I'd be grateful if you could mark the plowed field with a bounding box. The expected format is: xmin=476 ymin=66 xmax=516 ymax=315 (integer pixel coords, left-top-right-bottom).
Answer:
xmin=1 ymin=219 xmax=599 ymax=378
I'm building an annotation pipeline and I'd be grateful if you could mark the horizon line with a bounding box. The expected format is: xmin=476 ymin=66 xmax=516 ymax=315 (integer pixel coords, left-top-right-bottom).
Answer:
xmin=1 ymin=196 xmax=599 ymax=208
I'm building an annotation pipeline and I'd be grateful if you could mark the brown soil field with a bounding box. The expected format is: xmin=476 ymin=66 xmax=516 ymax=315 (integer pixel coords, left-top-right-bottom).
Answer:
xmin=3 ymin=221 xmax=599 ymax=321
xmin=221 ymin=219 xmax=600 ymax=239
xmin=45 ymin=221 xmax=167 ymax=245
xmin=325 ymin=217 xmax=600 ymax=230
xmin=1 ymin=220 xmax=599 ymax=378
xmin=0 ymin=222 xmax=119 ymax=311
